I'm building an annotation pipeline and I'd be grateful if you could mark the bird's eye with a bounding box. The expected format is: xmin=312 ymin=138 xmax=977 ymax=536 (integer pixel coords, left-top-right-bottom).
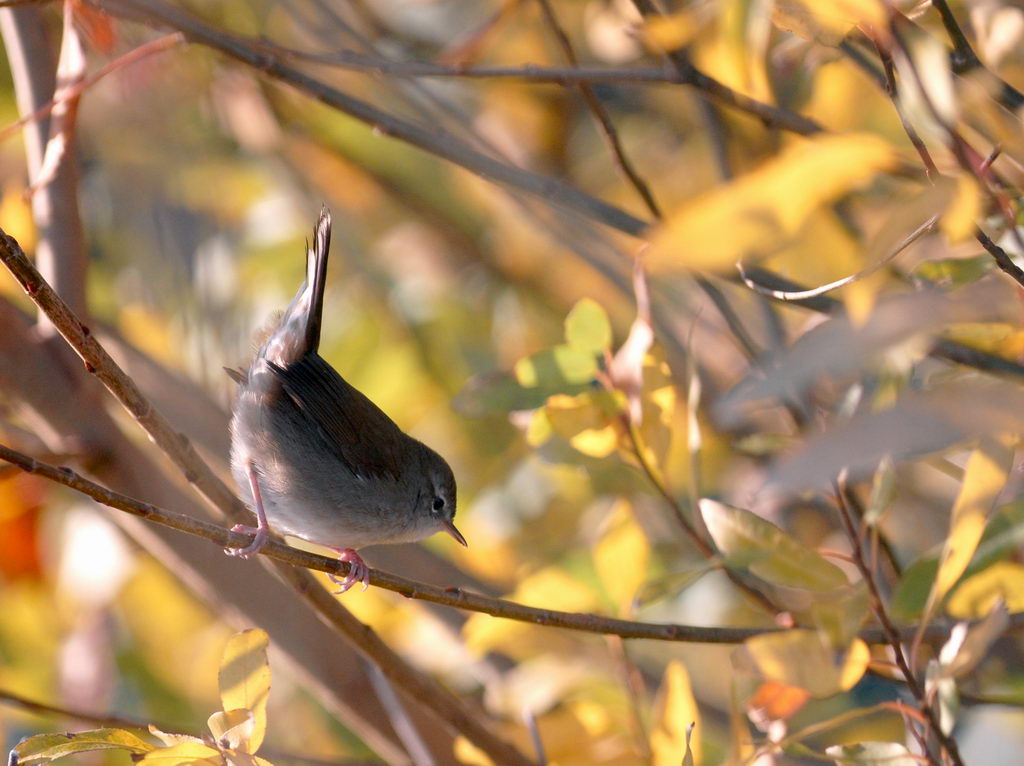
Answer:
xmin=432 ymin=497 xmax=445 ymax=512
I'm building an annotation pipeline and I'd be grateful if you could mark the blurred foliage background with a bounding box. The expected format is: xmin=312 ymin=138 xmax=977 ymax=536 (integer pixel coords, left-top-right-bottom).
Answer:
xmin=3 ymin=0 xmax=1024 ymax=764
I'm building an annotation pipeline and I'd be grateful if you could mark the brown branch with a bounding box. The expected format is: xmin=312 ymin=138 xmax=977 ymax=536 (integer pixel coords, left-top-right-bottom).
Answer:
xmin=738 ymin=216 xmax=938 ymax=301
xmin=0 ymin=441 xmax=768 ymax=644
xmin=916 ymin=1 xmax=1024 ymax=109
xmin=257 ymin=27 xmax=822 ymax=139
xmin=92 ymin=0 xmax=649 ymax=238
xmin=0 ymin=228 xmax=533 ymax=766
xmin=238 ymin=40 xmax=692 ymax=85
xmin=534 ymin=0 xmax=661 ymax=219
xmin=734 ymin=265 xmax=1024 ymax=379
xmin=887 ymin=20 xmax=1024 ymax=291
xmin=0 ymin=689 xmax=153 ymax=731
xmin=5 ymin=441 xmax=1018 ymax=648
xmin=628 ymin=0 xmax=822 ymax=136
xmin=833 ymin=480 xmax=963 ymax=766
xmin=975 ymin=228 xmax=1024 ymax=287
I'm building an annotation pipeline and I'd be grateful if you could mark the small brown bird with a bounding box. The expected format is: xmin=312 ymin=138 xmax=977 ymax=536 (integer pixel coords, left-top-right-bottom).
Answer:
xmin=225 ymin=208 xmax=465 ymax=592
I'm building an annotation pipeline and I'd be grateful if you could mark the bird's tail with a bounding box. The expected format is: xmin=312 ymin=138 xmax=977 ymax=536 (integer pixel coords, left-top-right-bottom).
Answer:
xmin=261 ymin=207 xmax=332 ymax=367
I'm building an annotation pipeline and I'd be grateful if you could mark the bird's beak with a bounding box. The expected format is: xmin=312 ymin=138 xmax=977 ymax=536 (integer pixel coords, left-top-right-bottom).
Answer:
xmin=441 ymin=518 xmax=467 ymax=547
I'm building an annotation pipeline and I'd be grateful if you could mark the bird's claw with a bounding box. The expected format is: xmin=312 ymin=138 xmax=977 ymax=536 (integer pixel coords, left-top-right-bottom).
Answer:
xmin=224 ymin=523 xmax=269 ymax=558
xmin=329 ymin=548 xmax=370 ymax=594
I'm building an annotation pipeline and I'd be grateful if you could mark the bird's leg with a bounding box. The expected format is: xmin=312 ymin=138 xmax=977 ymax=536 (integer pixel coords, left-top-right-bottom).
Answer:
xmin=328 ymin=548 xmax=370 ymax=593
xmin=224 ymin=462 xmax=271 ymax=558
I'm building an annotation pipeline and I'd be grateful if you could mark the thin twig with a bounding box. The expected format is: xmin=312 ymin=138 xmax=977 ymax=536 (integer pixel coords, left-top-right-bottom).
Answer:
xmin=247 ymin=45 xmax=694 ymax=84
xmin=0 ymin=32 xmax=184 ymax=145
xmin=924 ymin=1 xmax=1024 ymax=109
xmin=889 ymin=20 xmax=1024 ymax=290
xmin=0 ymin=689 xmax=154 ymax=731
xmin=0 ymin=441 xmax=763 ymax=643
xmin=975 ymin=228 xmax=1024 ymax=286
xmin=930 ymin=0 xmax=981 ymax=74
xmin=738 ymin=215 xmax=938 ymax=301
xmin=621 ymin=414 xmax=783 ymax=614
xmin=628 ymin=0 xmax=822 ymax=136
xmin=534 ymin=0 xmax=661 ymax=219
xmin=833 ymin=479 xmax=963 ymax=766
xmin=606 ymin=635 xmax=652 ymax=761
xmin=733 ymin=265 xmax=1024 ymax=378
xmin=522 ymin=709 xmax=547 ymax=766
xmin=93 ymin=0 xmax=649 ymax=238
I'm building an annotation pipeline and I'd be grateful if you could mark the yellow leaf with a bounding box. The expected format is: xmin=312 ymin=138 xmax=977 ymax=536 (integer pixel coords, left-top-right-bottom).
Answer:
xmin=744 ymin=631 xmax=869 ymax=697
xmin=593 ymin=501 xmax=650 ymax=611
xmin=463 ymin=568 xmax=599 ymax=656
xmin=545 ymin=392 xmax=622 ymax=458
xmin=772 ymin=0 xmax=885 ymax=44
xmin=207 ymin=709 xmax=254 ymax=753
xmin=0 ymin=184 xmax=35 ymax=252
xmin=941 ymin=175 xmax=982 ymax=242
xmin=943 ymin=323 xmax=1024 ymax=358
xmin=525 ymin=408 xmax=552 ymax=447
xmin=137 ymin=741 xmax=223 ymax=765
xmin=570 ymin=425 xmax=620 ymax=457
xmin=651 ymin=661 xmax=701 ymax=766
xmin=647 ymin=134 xmax=896 ymax=271
xmin=842 ymin=269 xmax=887 ymax=327
xmin=453 ymin=737 xmax=493 ymax=766
xmin=947 ymin=562 xmax=1024 ymax=619
xmin=637 ymin=353 xmax=677 ymax=471
xmin=119 ymin=303 xmax=176 ymax=367
xmin=219 ymin=629 xmax=270 ymax=754
xmin=930 ymin=437 xmax=1014 ymax=609
xmin=148 ymin=728 xmax=204 ymax=748
xmin=643 ymin=12 xmax=698 ymax=52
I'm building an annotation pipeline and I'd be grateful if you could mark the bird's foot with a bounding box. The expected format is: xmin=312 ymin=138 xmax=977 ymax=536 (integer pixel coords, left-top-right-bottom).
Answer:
xmin=224 ymin=523 xmax=270 ymax=558
xmin=328 ymin=548 xmax=370 ymax=593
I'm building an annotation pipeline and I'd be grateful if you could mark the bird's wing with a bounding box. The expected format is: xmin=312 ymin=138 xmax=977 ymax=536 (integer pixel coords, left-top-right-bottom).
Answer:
xmin=269 ymin=355 xmax=404 ymax=483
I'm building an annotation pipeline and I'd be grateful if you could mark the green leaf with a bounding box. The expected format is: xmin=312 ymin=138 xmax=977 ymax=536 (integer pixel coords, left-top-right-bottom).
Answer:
xmin=744 ymin=631 xmax=869 ymax=697
xmin=12 ymin=729 xmax=154 ymax=765
xmin=564 ymin=298 xmax=612 ymax=352
xmin=635 ymin=560 xmax=719 ymax=608
xmin=808 ymin=582 xmax=870 ymax=646
xmin=891 ymin=499 xmax=1024 ymax=620
xmin=914 ymin=255 xmax=990 ymax=286
xmin=699 ymin=499 xmax=849 ymax=591
xmin=890 ymin=557 xmax=939 ymax=621
xmin=514 ymin=344 xmax=598 ymax=388
xmin=864 ymin=454 xmax=895 ymax=525
xmin=453 ymin=371 xmax=589 ymax=416
xmin=825 ymin=742 xmax=916 ymax=766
